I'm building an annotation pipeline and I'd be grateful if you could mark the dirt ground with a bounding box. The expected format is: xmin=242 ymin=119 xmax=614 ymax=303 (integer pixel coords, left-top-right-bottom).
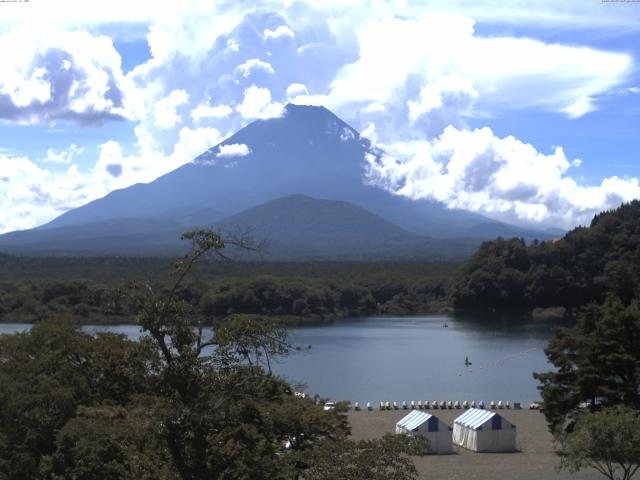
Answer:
xmin=347 ymin=409 xmax=602 ymax=480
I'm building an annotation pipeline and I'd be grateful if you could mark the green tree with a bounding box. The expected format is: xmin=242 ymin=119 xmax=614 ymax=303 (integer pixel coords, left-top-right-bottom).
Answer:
xmin=125 ymin=230 xmax=376 ymax=479
xmin=299 ymin=434 xmax=428 ymax=480
xmin=449 ymin=237 xmax=531 ymax=309
xmin=0 ymin=320 xmax=153 ymax=479
xmin=534 ymin=297 xmax=640 ymax=432
xmin=557 ymin=406 xmax=640 ymax=480
xmin=41 ymin=404 xmax=176 ymax=480
xmin=0 ymin=230 xmax=428 ymax=479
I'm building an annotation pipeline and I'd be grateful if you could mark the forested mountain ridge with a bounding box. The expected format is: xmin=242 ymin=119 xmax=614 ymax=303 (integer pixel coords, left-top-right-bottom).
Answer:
xmin=449 ymin=200 xmax=640 ymax=311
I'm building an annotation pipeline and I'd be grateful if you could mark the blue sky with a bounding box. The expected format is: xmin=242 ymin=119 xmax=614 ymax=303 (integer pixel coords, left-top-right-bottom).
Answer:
xmin=0 ymin=0 xmax=639 ymax=232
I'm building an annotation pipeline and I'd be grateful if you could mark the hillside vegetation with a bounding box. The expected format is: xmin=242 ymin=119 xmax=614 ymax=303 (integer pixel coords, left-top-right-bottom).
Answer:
xmin=450 ymin=200 xmax=640 ymax=312
xmin=0 ymin=257 xmax=454 ymax=324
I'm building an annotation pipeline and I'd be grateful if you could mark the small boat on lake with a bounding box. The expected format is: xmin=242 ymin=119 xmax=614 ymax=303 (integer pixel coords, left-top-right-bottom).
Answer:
xmin=465 ymin=356 xmax=472 ymax=366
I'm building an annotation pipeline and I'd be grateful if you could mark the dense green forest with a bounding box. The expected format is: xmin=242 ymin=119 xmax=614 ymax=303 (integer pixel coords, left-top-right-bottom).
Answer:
xmin=2 ymin=201 xmax=639 ymax=324
xmin=0 ymin=231 xmax=427 ymax=479
xmin=529 ymin=205 xmax=640 ymax=479
xmin=0 ymin=255 xmax=454 ymax=324
xmin=450 ymin=200 xmax=640 ymax=313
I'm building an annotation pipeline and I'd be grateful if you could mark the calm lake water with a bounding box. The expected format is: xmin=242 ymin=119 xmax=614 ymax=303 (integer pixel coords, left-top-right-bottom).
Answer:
xmin=0 ymin=315 xmax=559 ymax=404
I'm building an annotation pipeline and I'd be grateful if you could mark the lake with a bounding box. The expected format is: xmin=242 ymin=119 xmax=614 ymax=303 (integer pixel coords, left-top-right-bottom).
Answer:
xmin=0 ymin=314 xmax=559 ymax=404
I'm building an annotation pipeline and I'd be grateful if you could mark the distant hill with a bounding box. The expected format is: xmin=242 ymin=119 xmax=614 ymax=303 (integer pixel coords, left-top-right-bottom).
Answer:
xmin=449 ymin=200 xmax=640 ymax=311
xmin=0 ymin=104 xmax=554 ymax=258
xmin=0 ymin=194 xmax=478 ymax=259
xmin=215 ymin=194 xmax=477 ymax=260
xmin=0 ymin=218 xmax=186 ymax=256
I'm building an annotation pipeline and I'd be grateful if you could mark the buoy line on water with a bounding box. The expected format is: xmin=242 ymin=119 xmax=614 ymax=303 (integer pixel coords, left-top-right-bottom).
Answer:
xmin=456 ymin=346 xmax=541 ymax=377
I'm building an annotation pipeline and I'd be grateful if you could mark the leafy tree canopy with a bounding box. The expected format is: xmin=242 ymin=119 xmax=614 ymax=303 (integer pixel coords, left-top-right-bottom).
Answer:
xmin=0 ymin=230 xmax=425 ymax=479
xmin=450 ymin=200 xmax=640 ymax=311
xmin=558 ymin=405 xmax=640 ymax=480
xmin=534 ymin=296 xmax=640 ymax=433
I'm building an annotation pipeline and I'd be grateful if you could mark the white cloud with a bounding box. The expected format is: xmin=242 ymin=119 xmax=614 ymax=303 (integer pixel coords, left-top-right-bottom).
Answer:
xmin=94 ymin=141 xmax=125 ymax=180
xmin=407 ymin=74 xmax=478 ymax=124
xmin=285 ymin=83 xmax=332 ymax=107
xmin=340 ymin=127 xmax=356 ymax=142
xmin=190 ymin=103 xmax=233 ymax=122
xmin=0 ymin=2 xmax=637 ymax=232
xmin=365 ymin=126 xmax=640 ymax=228
xmin=235 ymin=58 xmax=275 ymax=78
xmin=217 ymin=143 xmax=252 ymax=158
xmin=0 ymin=123 xmax=225 ymax=233
xmin=226 ymin=38 xmax=240 ymax=52
xmin=328 ymin=14 xmax=632 ymax=129
xmin=236 ymin=85 xmax=285 ymax=120
xmin=0 ymin=152 xmax=98 ymax=233
xmin=286 ymin=83 xmax=308 ymax=98
xmin=3 ymin=0 xmax=639 ymax=32
xmin=0 ymin=27 xmax=128 ymax=125
xmin=154 ymin=89 xmax=189 ymax=129
xmin=42 ymin=144 xmax=84 ymax=164
xmin=172 ymin=126 xmax=224 ymax=166
xmin=264 ymin=25 xmax=295 ymax=40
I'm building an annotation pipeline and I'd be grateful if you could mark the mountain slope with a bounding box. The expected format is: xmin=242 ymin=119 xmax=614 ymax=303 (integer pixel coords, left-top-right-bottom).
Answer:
xmin=0 ymin=195 xmax=478 ymax=259
xmin=39 ymin=104 xmax=545 ymax=239
xmin=0 ymin=104 xmax=553 ymax=257
xmin=214 ymin=194 xmax=476 ymax=259
xmin=0 ymin=218 xmax=186 ymax=256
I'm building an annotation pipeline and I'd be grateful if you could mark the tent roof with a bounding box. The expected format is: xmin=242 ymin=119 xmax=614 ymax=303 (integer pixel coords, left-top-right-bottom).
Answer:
xmin=454 ymin=408 xmax=503 ymax=430
xmin=396 ymin=410 xmax=434 ymax=431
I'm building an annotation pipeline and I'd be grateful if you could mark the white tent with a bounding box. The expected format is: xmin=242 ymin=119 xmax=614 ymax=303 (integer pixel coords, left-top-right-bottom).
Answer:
xmin=452 ymin=408 xmax=516 ymax=452
xmin=395 ymin=410 xmax=453 ymax=454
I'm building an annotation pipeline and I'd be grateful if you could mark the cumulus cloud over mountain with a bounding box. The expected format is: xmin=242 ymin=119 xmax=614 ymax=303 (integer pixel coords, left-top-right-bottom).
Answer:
xmin=0 ymin=0 xmax=638 ymax=232
xmin=364 ymin=127 xmax=640 ymax=228
xmin=0 ymin=29 xmax=128 ymax=125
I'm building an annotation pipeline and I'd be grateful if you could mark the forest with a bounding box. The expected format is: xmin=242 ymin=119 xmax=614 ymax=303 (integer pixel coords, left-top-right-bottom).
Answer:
xmin=0 ymin=231 xmax=428 ymax=479
xmin=1 ymin=205 xmax=640 ymax=479
xmin=449 ymin=200 xmax=640 ymax=314
xmin=1 ymin=201 xmax=640 ymax=324
xmin=0 ymin=255 xmax=453 ymax=324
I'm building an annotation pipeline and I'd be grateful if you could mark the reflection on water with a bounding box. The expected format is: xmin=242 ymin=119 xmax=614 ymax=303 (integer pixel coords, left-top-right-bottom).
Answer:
xmin=0 ymin=314 xmax=560 ymax=403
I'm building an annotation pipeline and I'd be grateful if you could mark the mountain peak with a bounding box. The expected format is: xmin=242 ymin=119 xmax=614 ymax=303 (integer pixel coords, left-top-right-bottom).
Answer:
xmin=19 ymin=102 xmax=553 ymax=249
xmin=193 ymin=104 xmax=360 ymax=166
xmin=281 ymin=103 xmax=339 ymax=123
xmin=283 ymin=102 xmax=331 ymax=114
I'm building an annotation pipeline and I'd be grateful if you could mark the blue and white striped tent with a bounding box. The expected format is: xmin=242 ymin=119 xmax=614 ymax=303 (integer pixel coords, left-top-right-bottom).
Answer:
xmin=452 ymin=408 xmax=516 ymax=452
xmin=395 ymin=410 xmax=453 ymax=454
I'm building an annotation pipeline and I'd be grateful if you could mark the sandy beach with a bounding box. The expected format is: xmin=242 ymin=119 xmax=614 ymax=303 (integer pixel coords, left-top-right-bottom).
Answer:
xmin=348 ymin=409 xmax=602 ymax=480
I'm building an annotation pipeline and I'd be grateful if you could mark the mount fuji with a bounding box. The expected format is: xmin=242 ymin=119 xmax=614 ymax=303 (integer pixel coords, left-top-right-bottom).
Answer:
xmin=0 ymin=104 xmax=553 ymax=258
